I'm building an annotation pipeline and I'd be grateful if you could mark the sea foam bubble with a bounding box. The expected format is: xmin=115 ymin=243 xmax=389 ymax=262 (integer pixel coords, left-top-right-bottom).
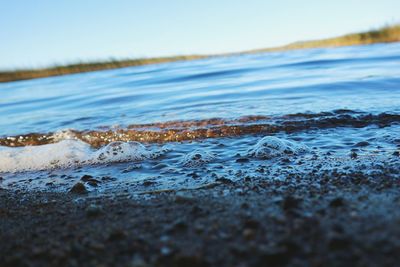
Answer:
xmin=181 ymin=149 xmax=216 ymax=167
xmin=248 ymin=136 xmax=309 ymax=159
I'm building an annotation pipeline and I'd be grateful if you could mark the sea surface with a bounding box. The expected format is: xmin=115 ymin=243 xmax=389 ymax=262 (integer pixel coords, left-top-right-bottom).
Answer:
xmin=1 ymin=43 xmax=400 ymax=193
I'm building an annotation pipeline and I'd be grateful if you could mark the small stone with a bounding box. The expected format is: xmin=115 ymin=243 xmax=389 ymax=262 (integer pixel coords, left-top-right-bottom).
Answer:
xmin=242 ymin=228 xmax=255 ymax=240
xmin=282 ymin=196 xmax=301 ymax=211
xmin=160 ymin=246 xmax=172 ymax=256
xmin=329 ymin=197 xmax=345 ymax=208
xmin=258 ymin=248 xmax=290 ymax=266
xmin=107 ymin=229 xmax=127 ymax=241
xmin=171 ymin=255 xmax=208 ymax=267
xmin=355 ymin=141 xmax=370 ymax=147
xmin=241 ymin=202 xmax=250 ymax=209
xmin=87 ymin=179 xmax=100 ymax=187
xmin=166 ymin=219 xmax=187 ymax=233
xmin=90 ymin=242 xmax=105 ymax=251
xmin=187 ymin=172 xmax=200 ymax=179
xmin=69 ymin=182 xmax=88 ymax=194
xmin=86 ymin=204 xmax=103 ymax=217
xmin=328 ymin=235 xmax=351 ymax=250
xmin=160 ymin=235 xmax=170 ymax=242
xmin=174 ymin=192 xmax=195 ymax=204
xmin=142 ymin=180 xmax=155 ymax=186
xmin=236 ymin=158 xmax=249 ymax=163
xmin=131 ymin=254 xmax=148 ymax=267
xmin=101 ymin=176 xmax=117 ymax=181
xmin=194 ymin=223 xmax=205 ymax=233
xmin=243 ymin=218 xmax=260 ymax=229
xmin=80 ymin=175 xmax=93 ymax=181
xmin=173 ymin=219 xmax=187 ymax=230
xmin=350 ymin=152 xmax=358 ymax=159
xmin=215 ymin=177 xmax=234 ymax=185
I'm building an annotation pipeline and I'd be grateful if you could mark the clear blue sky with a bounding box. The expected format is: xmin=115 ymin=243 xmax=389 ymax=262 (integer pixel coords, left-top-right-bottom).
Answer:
xmin=1 ymin=0 xmax=399 ymax=69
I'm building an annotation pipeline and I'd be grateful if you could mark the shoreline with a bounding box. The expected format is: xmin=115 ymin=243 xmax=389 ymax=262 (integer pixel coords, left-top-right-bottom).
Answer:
xmin=1 ymin=24 xmax=399 ymax=83
xmin=2 ymin=165 xmax=400 ymax=267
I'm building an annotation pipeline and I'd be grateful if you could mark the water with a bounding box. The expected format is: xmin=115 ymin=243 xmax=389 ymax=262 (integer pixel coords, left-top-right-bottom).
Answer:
xmin=1 ymin=43 xmax=400 ymax=193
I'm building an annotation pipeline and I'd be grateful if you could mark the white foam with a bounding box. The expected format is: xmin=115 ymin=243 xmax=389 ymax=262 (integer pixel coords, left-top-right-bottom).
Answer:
xmin=51 ymin=129 xmax=79 ymax=142
xmin=0 ymin=140 xmax=156 ymax=173
xmin=248 ymin=136 xmax=309 ymax=159
xmin=93 ymin=141 xmax=151 ymax=163
xmin=181 ymin=149 xmax=216 ymax=167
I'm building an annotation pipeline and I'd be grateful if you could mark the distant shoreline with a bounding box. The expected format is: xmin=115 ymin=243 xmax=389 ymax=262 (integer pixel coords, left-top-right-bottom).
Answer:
xmin=1 ymin=24 xmax=399 ymax=83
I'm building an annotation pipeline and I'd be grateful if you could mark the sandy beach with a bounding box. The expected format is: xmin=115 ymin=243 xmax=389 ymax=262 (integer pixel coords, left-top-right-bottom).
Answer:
xmin=2 ymin=164 xmax=400 ymax=267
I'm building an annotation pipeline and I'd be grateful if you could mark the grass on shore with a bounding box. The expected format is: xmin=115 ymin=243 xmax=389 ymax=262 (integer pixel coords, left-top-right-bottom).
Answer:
xmin=249 ymin=24 xmax=400 ymax=53
xmin=0 ymin=55 xmax=206 ymax=83
xmin=1 ymin=24 xmax=399 ymax=83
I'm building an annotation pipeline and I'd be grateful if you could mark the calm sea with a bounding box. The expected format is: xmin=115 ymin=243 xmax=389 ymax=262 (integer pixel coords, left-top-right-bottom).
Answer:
xmin=1 ymin=43 xmax=399 ymax=193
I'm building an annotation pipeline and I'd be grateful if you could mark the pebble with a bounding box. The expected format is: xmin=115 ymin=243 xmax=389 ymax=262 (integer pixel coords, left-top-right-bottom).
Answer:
xmin=187 ymin=172 xmax=200 ymax=179
xmin=174 ymin=192 xmax=195 ymax=204
xmin=131 ymin=255 xmax=148 ymax=267
xmin=142 ymin=180 xmax=156 ymax=186
xmin=355 ymin=141 xmax=370 ymax=147
xmin=107 ymin=229 xmax=127 ymax=241
xmin=328 ymin=235 xmax=351 ymax=250
xmin=242 ymin=228 xmax=255 ymax=240
xmin=86 ymin=204 xmax=103 ymax=217
xmin=257 ymin=248 xmax=290 ymax=266
xmin=69 ymin=182 xmax=88 ymax=194
xmin=87 ymin=179 xmax=101 ymax=187
xmin=101 ymin=176 xmax=117 ymax=182
xmin=243 ymin=218 xmax=260 ymax=229
xmin=329 ymin=197 xmax=345 ymax=208
xmin=282 ymin=196 xmax=301 ymax=211
xmin=166 ymin=219 xmax=187 ymax=233
xmin=160 ymin=246 xmax=173 ymax=256
xmin=236 ymin=158 xmax=250 ymax=163
xmin=80 ymin=175 xmax=93 ymax=182
xmin=215 ymin=177 xmax=235 ymax=185
xmin=170 ymin=255 xmax=208 ymax=267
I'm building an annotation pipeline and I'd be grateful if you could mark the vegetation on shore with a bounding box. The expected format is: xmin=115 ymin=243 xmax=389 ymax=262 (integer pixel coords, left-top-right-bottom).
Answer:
xmin=0 ymin=56 xmax=206 ymax=83
xmin=248 ymin=24 xmax=400 ymax=53
xmin=1 ymin=24 xmax=399 ymax=83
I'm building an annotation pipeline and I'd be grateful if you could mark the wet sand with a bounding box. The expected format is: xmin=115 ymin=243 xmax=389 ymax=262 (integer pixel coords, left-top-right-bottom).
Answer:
xmin=1 ymin=166 xmax=400 ymax=267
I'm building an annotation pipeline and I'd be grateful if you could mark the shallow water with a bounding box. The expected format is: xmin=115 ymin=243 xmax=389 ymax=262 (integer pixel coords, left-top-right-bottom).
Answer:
xmin=1 ymin=43 xmax=400 ymax=193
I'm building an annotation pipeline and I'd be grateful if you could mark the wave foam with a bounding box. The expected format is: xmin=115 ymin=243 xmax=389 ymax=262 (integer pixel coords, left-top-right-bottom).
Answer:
xmin=248 ymin=136 xmax=309 ymax=159
xmin=181 ymin=150 xmax=216 ymax=167
xmin=0 ymin=140 xmax=157 ymax=173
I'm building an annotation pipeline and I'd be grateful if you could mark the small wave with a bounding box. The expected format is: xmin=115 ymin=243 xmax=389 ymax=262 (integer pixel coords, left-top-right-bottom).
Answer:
xmin=1 ymin=111 xmax=399 ymax=148
xmin=0 ymin=140 xmax=158 ymax=173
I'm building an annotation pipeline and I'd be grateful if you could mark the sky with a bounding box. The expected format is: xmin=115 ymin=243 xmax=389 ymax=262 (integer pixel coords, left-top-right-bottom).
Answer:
xmin=0 ymin=0 xmax=399 ymax=69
